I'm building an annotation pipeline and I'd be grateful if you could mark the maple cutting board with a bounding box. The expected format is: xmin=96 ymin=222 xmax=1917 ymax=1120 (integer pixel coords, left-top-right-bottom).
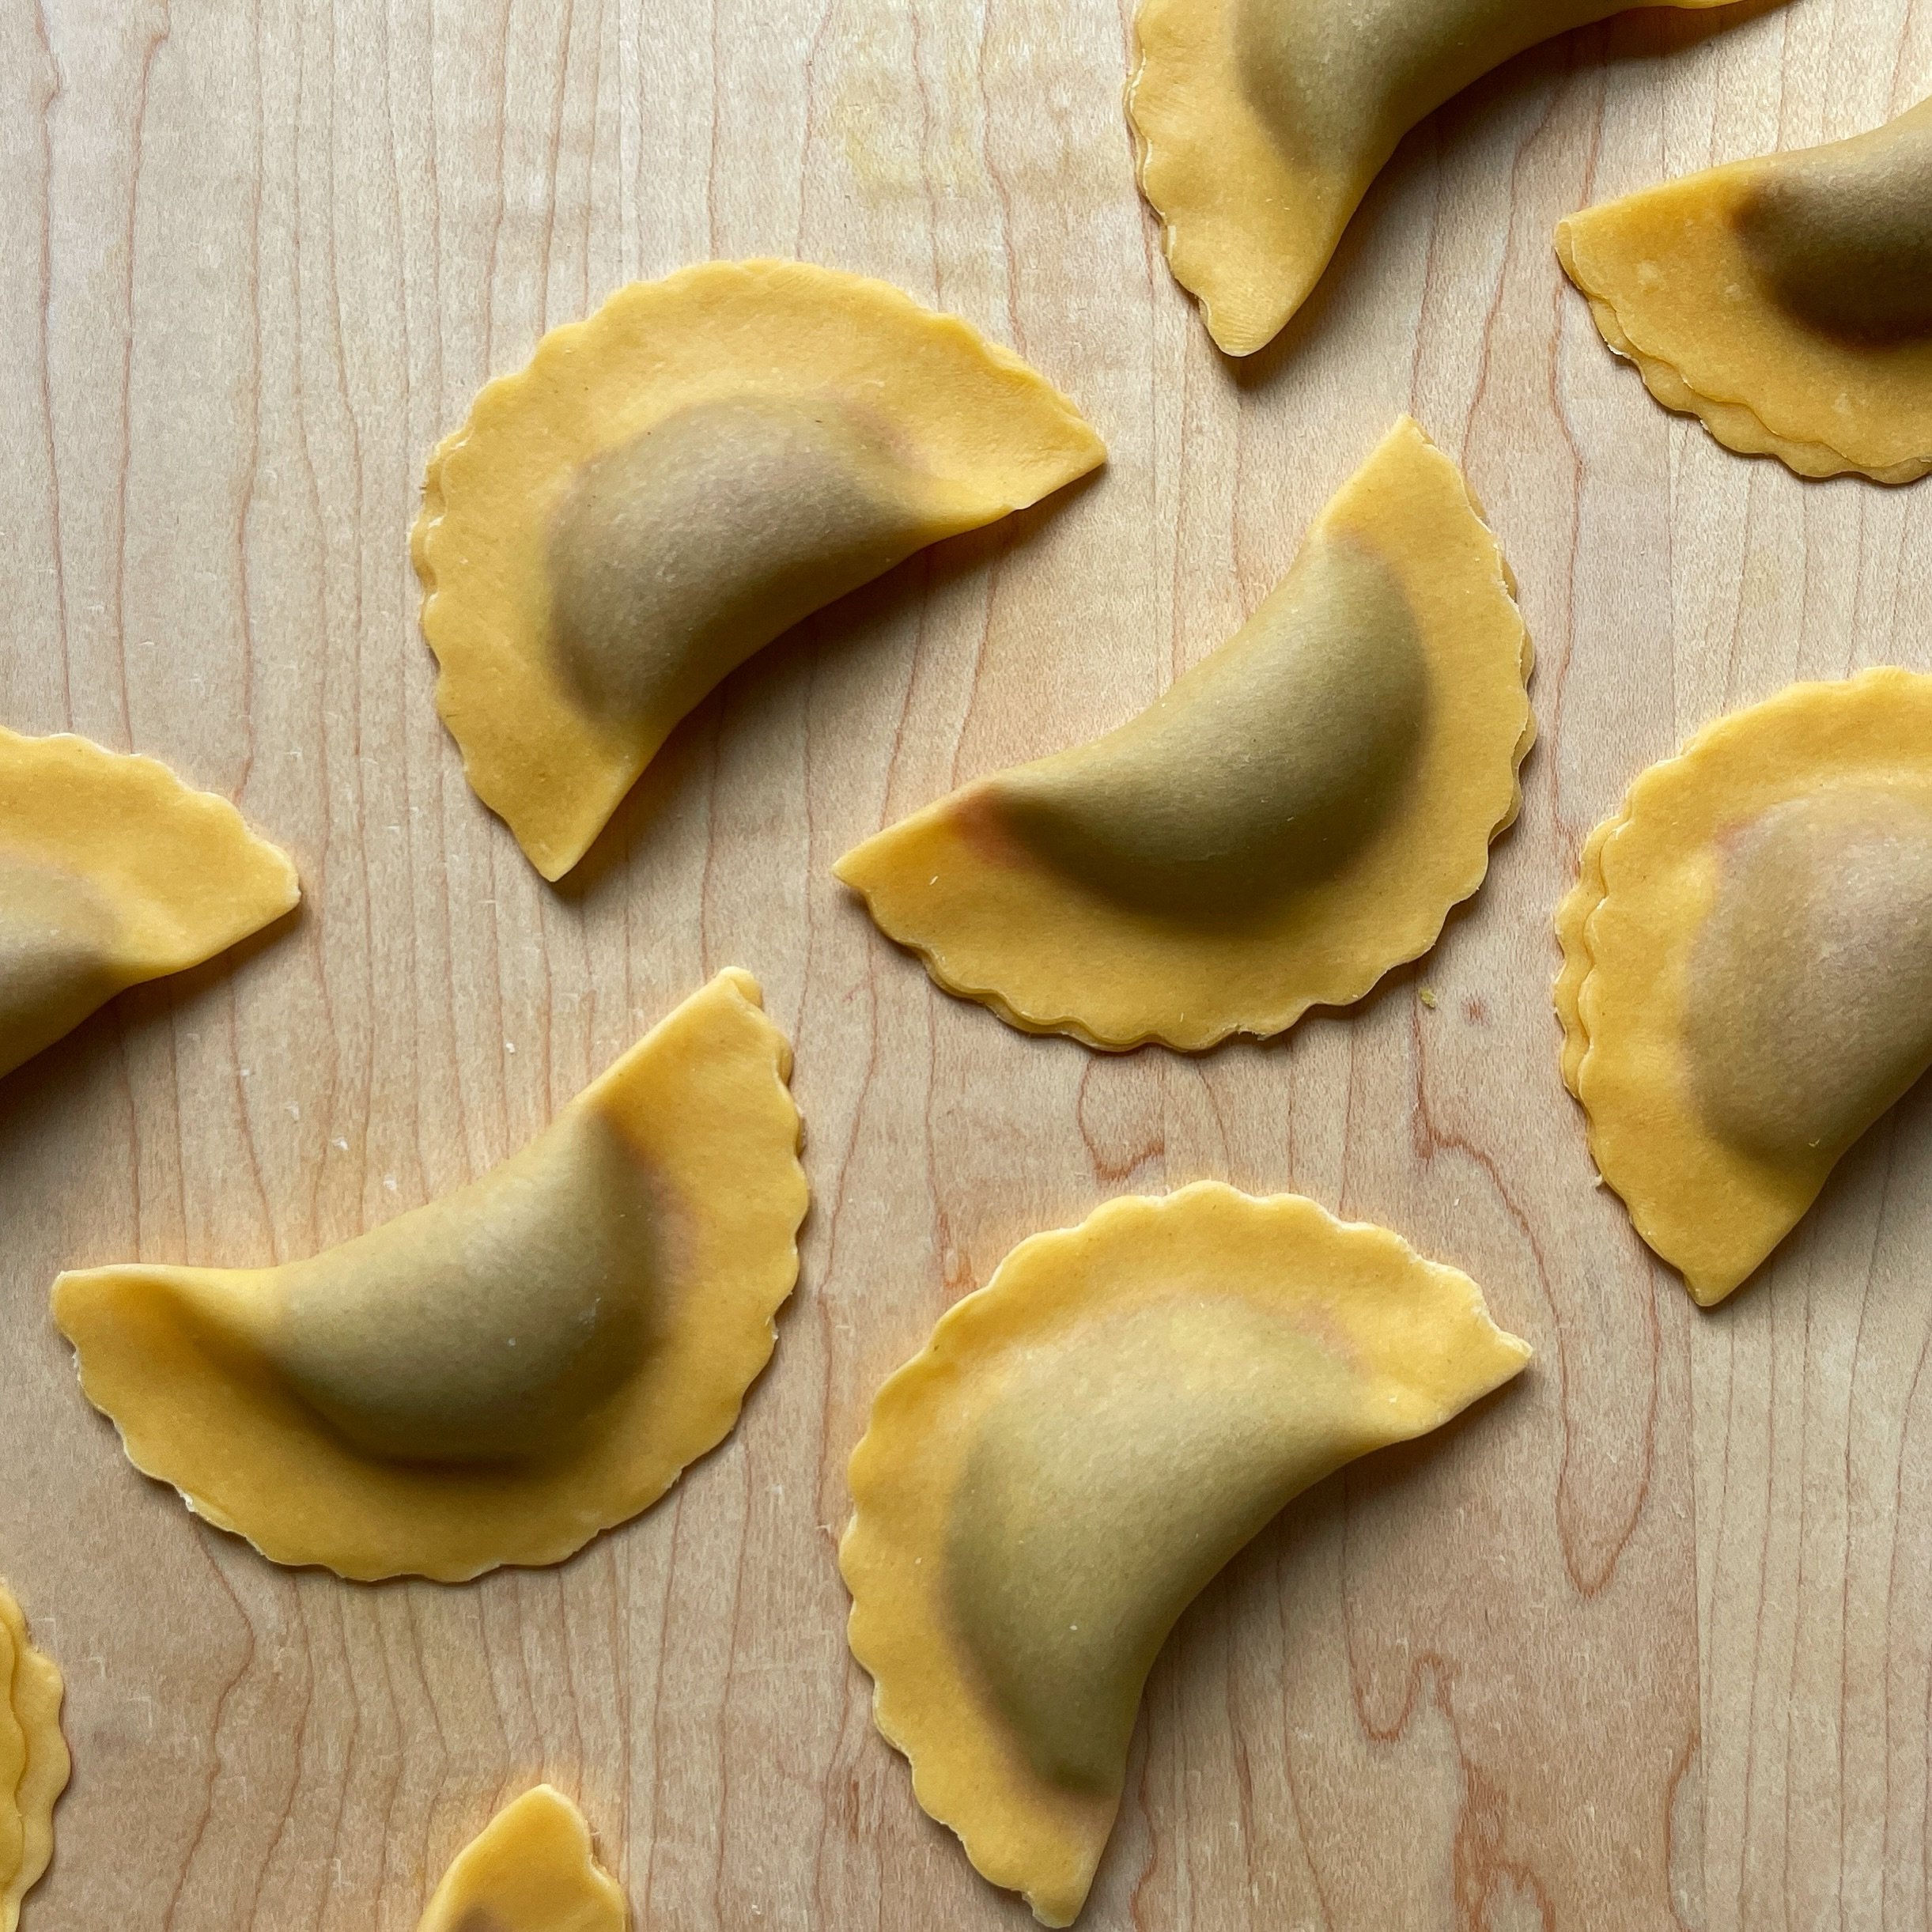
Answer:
xmin=2 ymin=2 xmax=1930 ymax=1927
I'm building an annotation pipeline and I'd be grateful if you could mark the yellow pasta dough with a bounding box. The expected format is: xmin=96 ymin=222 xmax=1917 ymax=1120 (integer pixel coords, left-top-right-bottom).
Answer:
xmin=1556 ymin=670 xmax=1932 ymax=1303
xmin=841 ymin=1183 xmax=1530 ymax=1925
xmin=53 ymin=970 xmax=806 ymax=1581
xmin=1129 ymin=0 xmax=1732 ymax=356
xmin=1558 ymin=96 xmax=1932 ymax=483
xmin=836 ymin=418 xmax=1532 ymax=1049
xmin=0 ymin=727 xmax=298 ymax=1081
xmin=412 ymin=259 xmax=1106 ymax=879
xmin=417 ymin=1786 xmax=626 ymax=1932
xmin=0 ymin=1578 xmax=69 ymax=1932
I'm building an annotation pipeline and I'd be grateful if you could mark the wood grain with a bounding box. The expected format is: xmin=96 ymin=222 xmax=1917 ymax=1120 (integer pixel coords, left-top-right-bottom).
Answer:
xmin=2 ymin=1 xmax=1929 ymax=1926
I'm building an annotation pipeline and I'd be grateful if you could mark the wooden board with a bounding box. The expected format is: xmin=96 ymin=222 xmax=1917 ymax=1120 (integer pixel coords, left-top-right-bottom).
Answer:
xmin=3 ymin=2 xmax=1930 ymax=1925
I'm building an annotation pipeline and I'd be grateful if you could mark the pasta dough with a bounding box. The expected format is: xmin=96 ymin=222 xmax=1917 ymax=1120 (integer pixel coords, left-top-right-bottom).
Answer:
xmin=841 ymin=1183 xmax=1530 ymax=1924
xmin=0 ymin=1578 xmax=68 ymax=1932
xmin=416 ymin=1786 xmax=626 ymax=1932
xmin=1129 ymin=0 xmax=1733 ymax=355
xmin=836 ymin=418 xmax=1532 ymax=1049
xmin=413 ymin=259 xmax=1106 ymax=879
xmin=1557 ymin=96 xmax=1932 ymax=482
xmin=53 ymin=970 xmax=807 ymax=1580
xmin=0 ymin=727 xmax=298 ymax=1080
xmin=1556 ymin=670 xmax=1932 ymax=1302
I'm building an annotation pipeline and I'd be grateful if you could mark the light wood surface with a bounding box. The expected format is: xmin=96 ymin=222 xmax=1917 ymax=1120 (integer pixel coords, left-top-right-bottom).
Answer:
xmin=3 ymin=2 xmax=1930 ymax=1926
